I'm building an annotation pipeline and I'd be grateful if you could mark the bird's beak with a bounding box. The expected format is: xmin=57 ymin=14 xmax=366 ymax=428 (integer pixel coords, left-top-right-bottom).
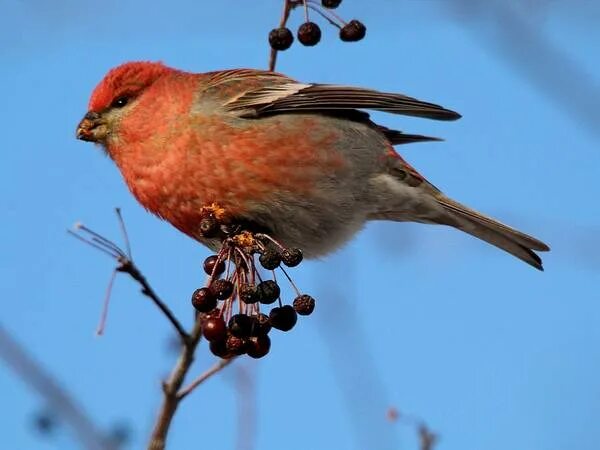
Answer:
xmin=76 ymin=111 xmax=104 ymax=142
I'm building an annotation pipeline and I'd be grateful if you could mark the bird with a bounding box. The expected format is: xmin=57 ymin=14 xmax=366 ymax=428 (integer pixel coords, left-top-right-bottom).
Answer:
xmin=76 ymin=61 xmax=549 ymax=270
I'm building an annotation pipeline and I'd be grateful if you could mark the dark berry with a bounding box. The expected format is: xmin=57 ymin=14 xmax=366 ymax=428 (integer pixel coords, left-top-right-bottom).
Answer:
xmin=228 ymin=314 xmax=252 ymax=338
xmin=340 ymin=20 xmax=367 ymax=42
xmin=210 ymin=279 xmax=234 ymax=300
xmin=259 ymin=249 xmax=281 ymax=270
xmin=202 ymin=316 xmax=227 ymax=342
xmin=297 ymin=22 xmax=321 ymax=46
xmin=191 ymin=287 xmax=217 ymax=312
xmin=269 ymin=305 xmax=298 ymax=331
xmin=321 ymin=0 xmax=342 ymax=8
xmin=250 ymin=313 xmax=272 ymax=336
xmin=281 ymin=248 xmax=303 ymax=267
xmin=257 ymin=280 xmax=280 ymax=304
xmin=199 ymin=216 xmax=219 ymax=238
xmin=239 ymin=283 xmax=260 ymax=304
xmin=226 ymin=335 xmax=248 ymax=356
xmin=247 ymin=335 xmax=271 ymax=359
xmin=269 ymin=27 xmax=294 ymax=51
xmin=293 ymin=294 xmax=315 ymax=315
xmin=203 ymin=255 xmax=225 ymax=276
xmin=209 ymin=339 xmax=232 ymax=358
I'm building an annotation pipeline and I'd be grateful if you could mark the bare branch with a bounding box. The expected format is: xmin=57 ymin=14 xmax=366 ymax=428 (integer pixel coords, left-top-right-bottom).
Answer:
xmin=177 ymin=357 xmax=235 ymax=400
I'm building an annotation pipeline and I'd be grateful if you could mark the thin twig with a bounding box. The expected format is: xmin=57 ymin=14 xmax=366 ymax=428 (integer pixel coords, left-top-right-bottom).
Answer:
xmin=0 ymin=324 xmax=113 ymax=450
xmin=177 ymin=357 xmax=235 ymax=400
xmin=269 ymin=0 xmax=302 ymax=71
xmin=70 ymin=221 xmax=189 ymax=343
xmin=117 ymin=260 xmax=189 ymax=343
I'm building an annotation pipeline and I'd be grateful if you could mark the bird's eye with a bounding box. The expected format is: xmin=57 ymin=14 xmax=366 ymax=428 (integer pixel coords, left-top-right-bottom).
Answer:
xmin=111 ymin=96 xmax=130 ymax=108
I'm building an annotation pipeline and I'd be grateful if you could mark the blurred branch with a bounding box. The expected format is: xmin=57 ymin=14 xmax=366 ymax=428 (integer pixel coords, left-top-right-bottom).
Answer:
xmin=449 ymin=0 xmax=600 ymax=138
xmin=0 ymin=324 xmax=113 ymax=450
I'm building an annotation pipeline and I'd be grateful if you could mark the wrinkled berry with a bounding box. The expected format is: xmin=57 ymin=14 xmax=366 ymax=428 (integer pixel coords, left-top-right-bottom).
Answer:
xmin=250 ymin=313 xmax=272 ymax=336
xmin=257 ymin=280 xmax=280 ymax=304
xmin=209 ymin=339 xmax=231 ymax=358
xmin=281 ymin=248 xmax=303 ymax=267
xmin=202 ymin=316 xmax=227 ymax=342
xmin=226 ymin=335 xmax=248 ymax=356
xmin=298 ymin=22 xmax=321 ymax=46
xmin=293 ymin=294 xmax=315 ymax=315
xmin=199 ymin=216 xmax=219 ymax=238
xmin=269 ymin=305 xmax=297 ymax=331
xmin=247 ymin=335 xmax=271 ymax=359
xmin=269 ymin=27 xmax=294 ymax=51
xmin=203 ymin=255 xmax=225 ymax=276
xmin=340 ymin=20 xmax=366 ymax=42
xmin=259 ymin=249 xmax=281 ymax=270
xmin=239 ymin=284 xmax=260 ymax=304
xmin=228 ymin=314 xmax=252 ymax=338
xmin=210 ymin=279 xmax=234 ymax=300
xmin=191 ymin=287 xmax=217 ymax=312
xmin=322 ymin=0 xmax=342 ymax=8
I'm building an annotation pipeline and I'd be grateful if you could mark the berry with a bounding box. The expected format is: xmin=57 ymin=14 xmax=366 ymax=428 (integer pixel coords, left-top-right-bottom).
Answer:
xmin=269 ymin=305 xmax=298 ymax=331
xmin=210 ymin=279 xmax=234 ymax=300
xmin=203 ymin=255 xmax=225 ymax=276
xmin=297 ymin=22 xmax=322 ymax=46
xmin=257 ymin=280 xmax=280 ymax=304
xmin=293 ymin=294 xmax=315 ymax=315
xmin=202 ymin=316 xmax=227 ymax=342
xmin=281 ymin=248 xmax=303 ymax=267
xmin=250 ymin=313 xmax=272 ymax=336
xmin=209 ymin=339 xmax=231 ymax=359
xmin=226 ymin=335 xmax=248 ymax=356
xmin=247 ymin=335 xmax=271 ymax=359
xmin=191 ymin=287 xmax=217 ymax=312
xmin=259 ymin=249 xmax=281 ymax=270
xmin=228 ymin=314 xmax=252 ymax=338
xmin=199 ymin=216 xmax=219 ymax=238
xmin=340 ymin=20 xmax=366 ymax=42
xmin=321 ymin=0 xmax=342 ymax=8
xmin=239 ymin=283 xmax=260 ymax=304
xmin=269 ymin=27 xmax=294 ymax=51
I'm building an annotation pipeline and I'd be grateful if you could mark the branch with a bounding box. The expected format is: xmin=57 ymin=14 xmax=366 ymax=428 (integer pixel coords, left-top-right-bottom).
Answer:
xmin=0 ymin=324 xmax=113 ymax=450
xmin=70 ymin=220 xmax=189 ymax=343
xmin=117 ymin=260 xmax=189 ymax=343
xmin=177 ymin=357 xmax=235 ymax=400
xmin=147 ymin=318 xmax=234 ymax=450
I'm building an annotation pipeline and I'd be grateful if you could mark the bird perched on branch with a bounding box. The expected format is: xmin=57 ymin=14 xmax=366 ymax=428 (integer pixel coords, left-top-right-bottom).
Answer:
xmin=77 ymin=61 xmax=549 ymax=269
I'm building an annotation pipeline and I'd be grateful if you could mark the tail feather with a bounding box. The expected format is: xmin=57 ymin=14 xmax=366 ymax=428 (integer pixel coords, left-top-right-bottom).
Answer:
xmin=435 ymin=196 xmax=550 ymax=270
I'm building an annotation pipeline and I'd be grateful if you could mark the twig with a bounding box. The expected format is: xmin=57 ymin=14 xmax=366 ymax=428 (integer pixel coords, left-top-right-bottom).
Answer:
xmin=0 ymin=324 xmax=113 ymax=450
xmin=177 ymin=357 xmax=235 ymax=400
xmin=117 ymin=259 xmax=189 ymax=343
xmin=147 ymin=317 xmax=203 ymax=450
xmin=70 ymin=222 xmax=189 ymax=343
xmin=147 ymin=318 xmax=234 ymax=449
xmin=269 ymin=0 xmax=302 ymax=71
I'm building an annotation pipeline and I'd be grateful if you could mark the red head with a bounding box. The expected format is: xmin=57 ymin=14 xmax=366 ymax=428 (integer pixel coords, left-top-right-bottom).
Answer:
xmin=76 ymin=61 xmax=175 ymax=144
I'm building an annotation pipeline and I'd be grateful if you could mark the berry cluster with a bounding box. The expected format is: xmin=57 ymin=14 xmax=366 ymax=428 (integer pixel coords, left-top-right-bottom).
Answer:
xmin=269 ymin=0 xmax=366 ymax=51
xmin=192 ymin=209 xmax=316 ymax=359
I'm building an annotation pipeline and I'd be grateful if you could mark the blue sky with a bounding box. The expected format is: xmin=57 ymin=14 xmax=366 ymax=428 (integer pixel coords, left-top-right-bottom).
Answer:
xmin=1 ymin=1 xmax=599 ymax=449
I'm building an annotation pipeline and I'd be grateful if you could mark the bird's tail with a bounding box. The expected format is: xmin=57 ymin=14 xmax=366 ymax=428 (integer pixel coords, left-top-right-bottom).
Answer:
xmin=433 ymin=194 xmax=550 ymax=270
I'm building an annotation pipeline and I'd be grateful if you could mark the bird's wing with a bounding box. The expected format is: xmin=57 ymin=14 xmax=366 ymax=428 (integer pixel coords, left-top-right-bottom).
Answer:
xmin=223 ymin=78 xmax=461 ymax=121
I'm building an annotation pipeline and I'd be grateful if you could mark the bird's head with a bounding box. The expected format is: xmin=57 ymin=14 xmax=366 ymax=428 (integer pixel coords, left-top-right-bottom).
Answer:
xmin=76 ymin=61 xmax=171 ymax=145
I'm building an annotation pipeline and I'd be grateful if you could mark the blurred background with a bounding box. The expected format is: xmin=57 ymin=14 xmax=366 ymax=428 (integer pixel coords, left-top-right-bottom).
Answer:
xmin=1 ymin=1 xmax=599 ymax=449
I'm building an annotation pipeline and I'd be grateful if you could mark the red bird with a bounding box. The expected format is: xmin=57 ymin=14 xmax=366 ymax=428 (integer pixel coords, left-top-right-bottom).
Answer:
xmin=76 ymin=61 xmax=549 ymax=269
